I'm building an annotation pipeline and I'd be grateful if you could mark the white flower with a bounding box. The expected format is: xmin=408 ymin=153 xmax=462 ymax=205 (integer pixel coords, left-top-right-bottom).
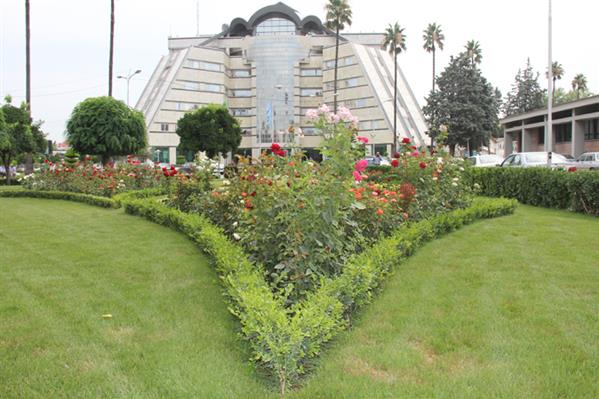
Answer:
xmin=432 ymin=177 xmax=438 ymax=181
xmin=222 ymin=179 xmax=230 ymax=185
xmin=459 ymin=167 xmax=465 ymax=171
xmin=452 ymin=182 xmax=458 ymax=187
xmin=453 ymin=177 xmax=459 ymax=182
xmin=233 ymin=233 xmax=241 ymax=241
xmin=232 ymin=221 xmax=238 ymax=227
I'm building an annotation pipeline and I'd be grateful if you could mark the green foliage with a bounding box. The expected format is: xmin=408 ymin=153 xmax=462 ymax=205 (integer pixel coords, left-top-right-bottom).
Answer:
xmin=503 ymin=58 xmax=546 ymax=116
xmin=0 ymin=189 xmax=119 ymax=208
xmin=66 ymin=96 xmax=147 ymax=163
xmin=423 ymin=54 xmax=500 ymax=154
xmin=324 ymin=0 xmax=352 ymax=31
xmin=64 ymin=148 xmax=79 ymax=168
xmin=176 ymin=104 xmax=242 ymax=159
xmin=467 ymin=167 xmax=599 ymax=216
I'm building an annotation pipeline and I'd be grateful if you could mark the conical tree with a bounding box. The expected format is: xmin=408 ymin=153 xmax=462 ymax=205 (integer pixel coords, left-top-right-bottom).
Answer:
xmin=108 ymin=0 xmax=115 ymax=97
xmin=571 ymin=73 xmax=588 ymax=100
xmin=423 ymin=23 xmax=444 ymax=147
xmin=325 ymin=0 xmax=352 ymax=113
xmin=465 ymin=40 xmax=482 ymax=66
xmin=382 ymin=22 xmax=407 ymax=153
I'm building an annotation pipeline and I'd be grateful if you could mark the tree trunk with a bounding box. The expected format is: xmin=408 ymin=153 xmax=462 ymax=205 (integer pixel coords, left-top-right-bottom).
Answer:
xmin=393 ymin=50 xmax=397 ymax=154
xmin=102 ymin=154 xmax=111 ymax=166
xmin=3 ymin=159 xmax=11 ymax=186
xmin=108 ymin=0 xmax=115 ymax=97
xmin=333 ymin=24 xmax=340 ymax=114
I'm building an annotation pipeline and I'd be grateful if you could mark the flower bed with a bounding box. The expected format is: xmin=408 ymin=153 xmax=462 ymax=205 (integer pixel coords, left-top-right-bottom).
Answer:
xmin=22 ymin=155 xmax=176 ymax=197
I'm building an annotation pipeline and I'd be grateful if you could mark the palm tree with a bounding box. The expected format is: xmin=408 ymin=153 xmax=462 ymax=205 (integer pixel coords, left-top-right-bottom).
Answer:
xmin=382 ymin=23 xmax=407 ymax=154
xmin=546 ymin=61 xmax=564 ymax=99
xmin=572 ymin=73 xmax=588 ymax=100
xmin=423 ymin=23 xmax=444 ymax=93
xmin=108 ymin=0 xmax=115 ymax=96
xmin=423 ymin=23 xmax=444 ymax=148
xmin=465 ymin=40 xmax=482 ymax=66
xmin=325 ymin=0 xmax=352 ymax=113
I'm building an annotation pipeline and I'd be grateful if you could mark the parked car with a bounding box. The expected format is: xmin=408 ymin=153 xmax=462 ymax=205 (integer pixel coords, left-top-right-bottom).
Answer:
xmin=467 ymin=154 xmax=503 ymax=167
xmin=575 ymin=152 xmax=599 ymax=170
xmin=365 ymin=156 xmax=390 ymax=167
xmin=500 ymin=152 xmax=571 ymax=168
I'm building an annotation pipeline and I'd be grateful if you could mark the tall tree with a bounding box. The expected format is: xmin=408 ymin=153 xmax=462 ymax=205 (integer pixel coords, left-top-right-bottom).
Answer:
xmin=108 ymin=0 xmax=115 ymax=97
xmin=0 ymin=97 xmax=37 ymax=185
xmin=325 ymin=0 xmax=352 ymax=113
xmin=381 ymin=23 xmax=407 ymax=154
xmin=465 ymin=40 xmax=482 ymax=66
xmin=423 ymin=23 xmax=444 ymax=93
xmin=503 ymin=58 xmax=545 ymax=116
xmin=546 ymin=61 xmax=564 ymax=99
xmin=423 ymin=54 xmax=500 ymax=156
xmin=571 ymin=73 xmax=587 ymax=100
xmin=423 ymin=23 xmax=444 ymax=147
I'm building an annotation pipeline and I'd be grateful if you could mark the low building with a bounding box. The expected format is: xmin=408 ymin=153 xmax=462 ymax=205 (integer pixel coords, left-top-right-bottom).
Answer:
xmin=135 ymin=2 xmax=429 ymax=163
xmin=501 ymin=95 xmax=599 ymax=157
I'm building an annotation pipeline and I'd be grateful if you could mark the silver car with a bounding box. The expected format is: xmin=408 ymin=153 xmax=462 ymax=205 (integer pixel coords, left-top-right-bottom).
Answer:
xmin=575 ymin=152 xmax=599 ymax=170
xmin=500 ymin=152 xmax=571 ymax=168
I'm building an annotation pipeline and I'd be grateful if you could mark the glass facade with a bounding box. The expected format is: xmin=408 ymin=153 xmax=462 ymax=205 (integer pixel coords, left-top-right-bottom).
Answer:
xmin=255 ymin=18 xmax=296 ymax=36
xmin=584 ymin=119 xmax=599 ymax=140
xmin=249 ymin=36 xmax=307 ymax=143
xmin=152 ymin=147 xmax=170 ymax=163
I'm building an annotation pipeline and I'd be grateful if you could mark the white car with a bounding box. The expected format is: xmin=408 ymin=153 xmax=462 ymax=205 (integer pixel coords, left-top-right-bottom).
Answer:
xmin=575 ymin=152 xmax=599 ymax=170
xmin=500 ymin=152 xmax=571 ymax=168
xmin=467 ymin=154 xmax=503 ymax=167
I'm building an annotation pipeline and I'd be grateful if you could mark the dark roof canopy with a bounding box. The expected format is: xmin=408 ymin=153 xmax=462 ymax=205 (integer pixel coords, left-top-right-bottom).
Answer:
xmin=225 ymin=2 xmax=328 ymax=37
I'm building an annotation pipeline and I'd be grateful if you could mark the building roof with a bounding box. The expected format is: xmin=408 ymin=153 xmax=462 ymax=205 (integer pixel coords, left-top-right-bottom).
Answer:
xmin=501 ymin=94 xmax=599 ymax=124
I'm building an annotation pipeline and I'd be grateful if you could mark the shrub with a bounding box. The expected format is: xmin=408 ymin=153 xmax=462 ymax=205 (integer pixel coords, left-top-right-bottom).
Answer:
xmin=467 ymin=167 xmax=599 ymax=216
xmin=0 ymin=189 xmax=119 ymax=208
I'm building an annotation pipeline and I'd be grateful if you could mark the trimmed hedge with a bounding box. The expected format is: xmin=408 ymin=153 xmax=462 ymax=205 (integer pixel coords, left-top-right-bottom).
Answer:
xmin=118 ymin=194 xmax=516 ymax=393
xmin=0 ymin=189 xmax=119 ymax=208
xmin=467 ymin=167 xmax=599 ymax=216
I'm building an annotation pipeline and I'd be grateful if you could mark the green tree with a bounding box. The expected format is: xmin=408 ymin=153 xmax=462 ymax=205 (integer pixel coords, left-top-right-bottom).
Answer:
xmin=465 ymin=40 xmax=482 ymax=66
xmin=325 ymin=0 xmax=352 ymax=113
xmin=176 ymin=104 xmax=242 ymax=159
xmin=546 ymin=61 xmax=564 ymax=100
xmin=503 ymin=58 xmax=545 ymax=116
xmin=381 ymin=22 xmax=407 ymax=153
xmin=0 ymin=98 xmax=35 ymax=185
xmin=572 ymin=73 xmax=588 ymax=100
xmin=66 ymin=96 xmax=147 ymax=164
xmin=423 ymin=54 xmax=500 ymax=156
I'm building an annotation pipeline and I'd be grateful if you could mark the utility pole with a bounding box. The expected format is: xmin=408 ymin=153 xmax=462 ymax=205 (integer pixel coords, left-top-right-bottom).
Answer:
xmin=546 ymin=0 xmax=553 ymax=166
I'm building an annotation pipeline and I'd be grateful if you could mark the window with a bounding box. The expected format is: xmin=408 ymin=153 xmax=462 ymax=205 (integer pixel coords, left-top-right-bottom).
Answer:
xmin=374 ymin=144 xmax=388 ymax=156
xmin=232 ymin=69 xmax=251 ymax=78
xmin=202 ymin=83 xmax=222 ymax=93
xmin=231 ymin=89 xmax=252 ymax=97
xmin=344 ymin=77 xmax=359 ymax=88
xmin=344 ymin=98 xmax=368 ymax=109
xmin=324 ymin=56 xmax=356 ymax=70
xmin=300 ymin=68 xmax=322 ymax=77
xmin=538 ymin=130 xmax=545 ymax=145
xmin=231 ymin=108 xmax=251 ymax=117
xmin=324 ymin=81 xmax=335 ymax=91
xmin=229 ymin=47 xmax=243 ymax=57
xmin=301 ymin=88 xmax=321 ymax=97
xmin=185 ymin=60 xmax=221 ymax=72
xmin=301 ymin=127 xmax=317 ymax=135
xmin=584 ymin=119 xmax=599 ymax=140
xmin=555 ymin=124 xmax=572 ymax=143
xmin=160 ymin=123 xmax=169 ymax=132
xmin=310 ymin=46 xmax=323 ymax=56
xmin=174 ymin=102 xmax=199 ymax=111
xmin=359 ymin=120 xmax=382 ymax=130
xmin=255 ymin=18 xmax=296 ymax=36
xmin=183 ymin=81 xmax=200 ymax=91
xmin=152 ymin=147 xmax=170 ymax=163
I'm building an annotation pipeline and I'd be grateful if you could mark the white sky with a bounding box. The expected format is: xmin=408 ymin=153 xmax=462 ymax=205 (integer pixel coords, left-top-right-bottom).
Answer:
xmin=1 ymin=0 xmax=597 ymax=141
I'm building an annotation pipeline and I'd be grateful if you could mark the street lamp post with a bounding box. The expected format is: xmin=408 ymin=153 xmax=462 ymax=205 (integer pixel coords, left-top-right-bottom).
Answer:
xmin=117 ymin=69 xmax=141 ymax=106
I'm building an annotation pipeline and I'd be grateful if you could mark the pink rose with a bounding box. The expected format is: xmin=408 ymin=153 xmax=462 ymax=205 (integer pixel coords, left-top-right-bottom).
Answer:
xmin=357 ymin=136 xmax=369 ymax=144
xmin=355 ymin=159 xmax=369 ymax=173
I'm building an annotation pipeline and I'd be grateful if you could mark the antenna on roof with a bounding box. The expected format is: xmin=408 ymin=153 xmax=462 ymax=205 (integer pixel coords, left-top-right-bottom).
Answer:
xmin=196 ymin=0 xmax=200 ymax=36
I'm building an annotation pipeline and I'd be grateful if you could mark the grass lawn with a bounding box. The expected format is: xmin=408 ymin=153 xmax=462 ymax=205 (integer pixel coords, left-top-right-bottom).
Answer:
xmin=0 ymin=198 xmax=272 ymax=398
xmin=291 ymin=206 xmax=599 ymax=398
xmin=1 ymin=199 xmax=598 ymax=398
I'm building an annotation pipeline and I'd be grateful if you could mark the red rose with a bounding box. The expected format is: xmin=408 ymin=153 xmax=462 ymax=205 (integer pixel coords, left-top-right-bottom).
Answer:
xmin=391 ymin=159 xmax=399 ymax=168
xmin=393 ymin=152 xmax=401 ymax=159
xmin=419 ymin=162 xmax=427 ymax=169
xmin=271 ymin=143 xmax=282 ymax=152
xmin=402 ymin=137 xmax=411 ymax=144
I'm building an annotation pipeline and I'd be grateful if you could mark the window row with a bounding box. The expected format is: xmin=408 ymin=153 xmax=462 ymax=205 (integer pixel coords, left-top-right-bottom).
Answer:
xmin=300 ymin=88 xmax=322 ymax=97
xmin=584 ymin=119 xmax=599 ymax=140
xmin=324 ymin=56 xmax=356 ymax=70
xmin=343 ymin=98 xmax=369 ymax=109
xmin=300 ymin=68 xmax=322 ymax=77
xmin=231 ymin=108 xmax=252 ymax=117
xmin=358 ymin=120 xmax=385 ymax=130
xmin=184 ymin=60 xmax=222 ymax=72
xmin=180 ymin=81 xmax=224 ymax=93
xmin=324 ymin=77 xmax=360 ymax=91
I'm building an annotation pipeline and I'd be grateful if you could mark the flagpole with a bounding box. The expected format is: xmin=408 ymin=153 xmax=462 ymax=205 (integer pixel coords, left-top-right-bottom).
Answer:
xmin=547 ymin=0 xmax=553 ymax=165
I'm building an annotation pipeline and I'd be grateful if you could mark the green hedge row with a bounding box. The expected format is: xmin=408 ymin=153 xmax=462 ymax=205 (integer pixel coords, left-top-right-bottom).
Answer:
xmin=0 ymin=189 xmax=119 ymax=208
xmin=119 ymin=194 xmax=516 ymax=394
xmin=467 ymin=167 xmax=599 ymax=216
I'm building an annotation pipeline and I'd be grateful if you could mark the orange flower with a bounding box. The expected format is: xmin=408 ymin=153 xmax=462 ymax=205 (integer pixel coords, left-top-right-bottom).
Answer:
xmin=376 ymin=208 xmax=384 ymax=215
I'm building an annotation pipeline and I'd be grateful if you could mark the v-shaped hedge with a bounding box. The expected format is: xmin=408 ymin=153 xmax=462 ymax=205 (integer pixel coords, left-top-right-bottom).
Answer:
xmin=114 ymin=191 xmax=516 ymax=395
xmin=1 ymin=189 xmax=516 ymax=394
